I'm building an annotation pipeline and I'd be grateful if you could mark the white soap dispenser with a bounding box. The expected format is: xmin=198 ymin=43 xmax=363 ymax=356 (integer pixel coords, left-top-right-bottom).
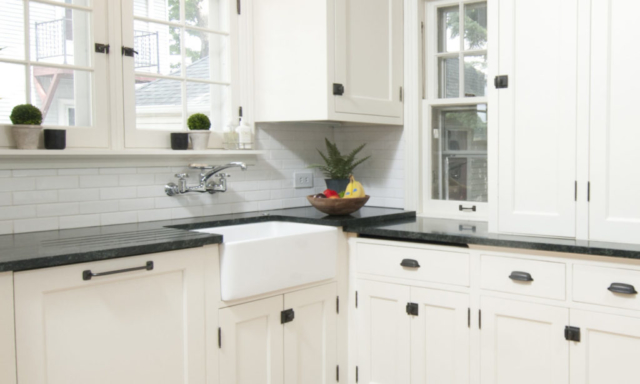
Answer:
xmin=236 ymin=119 xmax=253 ymax=150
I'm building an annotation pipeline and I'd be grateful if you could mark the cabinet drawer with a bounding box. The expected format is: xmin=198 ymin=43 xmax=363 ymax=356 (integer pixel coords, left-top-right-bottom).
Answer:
xmin=480 ymin=255 xmax=566 ymax=300
xmin=356 ymin=242 xmax=469 ymax=287
xmin=573 ymin=265 xmax=640 ymax=311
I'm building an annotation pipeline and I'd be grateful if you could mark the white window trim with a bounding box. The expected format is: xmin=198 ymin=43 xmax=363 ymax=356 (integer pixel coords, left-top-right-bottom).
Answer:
xmin=420 ymin=0 xmax=489 ymax=221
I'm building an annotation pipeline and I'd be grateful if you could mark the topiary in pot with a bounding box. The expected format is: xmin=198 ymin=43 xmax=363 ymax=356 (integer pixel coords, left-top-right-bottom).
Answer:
xmin=10 ymin=104 xmax=43 ymax=150
xmin=309 ymin=138 xmax=370 ymax=193
xmin=187 ymin=113 xmax=212 ymax=150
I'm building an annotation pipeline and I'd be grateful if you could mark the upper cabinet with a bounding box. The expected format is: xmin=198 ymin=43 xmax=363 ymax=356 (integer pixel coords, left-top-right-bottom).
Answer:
xmin=589 ymin=0 xmax=640 ymax=244
xmin=495 ymin=0 xmax=579 ymax=238
xmin=249 ymin=0 xmax=403 ymax=125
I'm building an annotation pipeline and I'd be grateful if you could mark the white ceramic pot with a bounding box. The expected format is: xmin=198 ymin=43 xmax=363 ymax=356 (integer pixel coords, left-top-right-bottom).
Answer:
xmin=12 ymin=125 xmax=42 ymax=150
xmin=189 ymin=131 xmax=211 ymax=150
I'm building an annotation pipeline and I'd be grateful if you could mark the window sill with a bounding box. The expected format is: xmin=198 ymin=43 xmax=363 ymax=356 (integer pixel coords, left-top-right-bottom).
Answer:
xmin=0 ymin=149 xmax=266 ymax=169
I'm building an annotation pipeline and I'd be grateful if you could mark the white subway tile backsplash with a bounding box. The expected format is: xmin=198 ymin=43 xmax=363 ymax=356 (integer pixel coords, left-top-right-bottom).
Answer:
xmin=0 ymin=124 xmax=404 ymax=234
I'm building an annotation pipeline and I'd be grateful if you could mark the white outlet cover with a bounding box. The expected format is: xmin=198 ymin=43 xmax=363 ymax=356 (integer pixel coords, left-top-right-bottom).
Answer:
xmin=294 ymin=172 xmax=314 ymax=188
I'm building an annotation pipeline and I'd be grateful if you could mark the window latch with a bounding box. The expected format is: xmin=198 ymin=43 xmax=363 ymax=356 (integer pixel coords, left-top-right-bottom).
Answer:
xmin=95 ymin=43 xmax=110 ymax=54
xmin=122 ymin=46 xmax=138 ymax=57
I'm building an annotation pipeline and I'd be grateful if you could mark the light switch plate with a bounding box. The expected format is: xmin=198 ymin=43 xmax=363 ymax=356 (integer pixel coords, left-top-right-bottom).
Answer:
xmin=294 ymin=172 xmax=313 ymax=188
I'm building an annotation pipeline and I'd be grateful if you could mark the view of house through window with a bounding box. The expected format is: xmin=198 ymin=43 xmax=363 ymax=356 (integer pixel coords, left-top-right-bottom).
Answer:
xmin=429 ymin=0 xmax=488 ymax=203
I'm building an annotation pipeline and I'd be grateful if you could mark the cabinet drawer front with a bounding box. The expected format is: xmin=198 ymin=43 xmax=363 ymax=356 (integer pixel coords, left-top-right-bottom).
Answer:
xmin=356 ymin=243 xmax=469 ymax=287
xmin=480 ymin=255 xmax=566 ymax=300
xmin=573 ymin=265 xmax=640 ymax=311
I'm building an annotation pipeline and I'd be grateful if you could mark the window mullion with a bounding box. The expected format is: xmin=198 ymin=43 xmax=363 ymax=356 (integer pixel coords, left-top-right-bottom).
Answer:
xmin=458 ymin=1 xmax=464 ymax=98
xmin=24 ymin=0 xmax=32 ymax=104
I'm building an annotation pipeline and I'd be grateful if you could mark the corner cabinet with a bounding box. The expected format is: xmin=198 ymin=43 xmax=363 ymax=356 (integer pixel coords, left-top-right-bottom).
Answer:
xmin=247 ymin=0 xmax=403 ymax=125
xmin=13 ymin=249 xmax=210 ymax=384
xmin=219 ymin=283 xmax=337 ymax=384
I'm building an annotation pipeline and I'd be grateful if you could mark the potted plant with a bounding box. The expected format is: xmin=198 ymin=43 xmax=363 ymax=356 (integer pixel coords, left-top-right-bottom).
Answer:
xmin=187 ymin=113 xmax=211 ymax=150
xmin=309 ymin=138 xmax=370 ymax=193
xmin=10 ymin=104 xmax=43 ymax=150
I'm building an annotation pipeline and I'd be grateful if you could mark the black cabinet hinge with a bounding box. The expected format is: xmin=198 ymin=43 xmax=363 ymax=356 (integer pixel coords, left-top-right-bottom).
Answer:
xmin=575 ymin=181 xmax=577 ymax=201
xmin=333 ymin=83 xmax=345 ymax=96
xmin=218 ymin=327 xmax=221 ymax=348
xmin=95 ymin=43 xmax=109 ymax=54
xmin=336 ymin=296 xmax=339 ymax=314
xmin=281 ymin=308 xmax=295 ymax=324
xmin=406 ymin=302 xmax=419 ymax=316
xmin=479 ymin=309 xmax=482 ymax=329
xmin=468 ymin=308 xmax=471 ymax=328
xmin=355 ymin=291 xmax=358 ymax=308
xmin=400 ymin=86 xmax=403 ymax=102
xmin=336 ymin=365 xmax=339 ymax=382
xmin=356 ymin=366 xmax=359 ymax=383
xmin=587 ymin=182 xmax=591 ymax=202
xmin=122 ymin=46 xmax=138 ymax=57
xmin=239 ymin=106 xmax=243 ymax=118
xmin=237 ymin=0 xmax=241 ymax=14
xmin=565 ymin=326 xmax=581 ymax=342
xmin=494 ymin=75 xmax=509 ymax=89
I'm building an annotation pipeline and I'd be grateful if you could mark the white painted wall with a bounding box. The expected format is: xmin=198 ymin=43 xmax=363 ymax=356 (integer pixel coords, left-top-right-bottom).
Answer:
xmin=0 ymin=124 xmax=405 ymax=234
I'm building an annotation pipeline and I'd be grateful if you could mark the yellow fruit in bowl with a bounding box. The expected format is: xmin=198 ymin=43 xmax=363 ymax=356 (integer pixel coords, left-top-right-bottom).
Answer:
xmin=344 ymin=175 xmax=365 ymax=198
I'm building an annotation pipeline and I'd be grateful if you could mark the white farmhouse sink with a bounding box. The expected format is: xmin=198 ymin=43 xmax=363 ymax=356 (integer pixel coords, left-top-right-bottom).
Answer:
xmin=193 ymin=222 xmax=338 ymax=301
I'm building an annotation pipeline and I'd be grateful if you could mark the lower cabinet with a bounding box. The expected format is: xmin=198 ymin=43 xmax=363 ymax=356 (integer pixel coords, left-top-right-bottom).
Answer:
xmin=219 ymin=283 xmax=337 ymax=384
xmin=480 ymin=297 xmax=569 ymax=384
xmin=0 ymin=272 xmax=16 ymax=384
xmin=13 ymin=248 xmax=208 ymax=384
xmin=570 ymin=310 xmax=640 ymax=384
xmin=356 ymin=279 xmax=470 ymax=384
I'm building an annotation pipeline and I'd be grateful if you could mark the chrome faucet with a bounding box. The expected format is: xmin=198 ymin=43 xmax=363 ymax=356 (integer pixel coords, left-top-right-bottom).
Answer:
xmin=165 ymin=162 xmax=248 ymax=196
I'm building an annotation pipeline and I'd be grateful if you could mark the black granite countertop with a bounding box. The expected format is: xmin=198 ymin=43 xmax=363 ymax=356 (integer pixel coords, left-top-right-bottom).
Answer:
xmin=0 ymin=207 xmax=414 ymax=272
xmin=343 ymin=217 xmax=640 ymax=260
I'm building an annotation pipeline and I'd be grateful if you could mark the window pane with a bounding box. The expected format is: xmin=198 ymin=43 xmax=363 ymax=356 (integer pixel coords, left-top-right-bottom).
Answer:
xmin=134 ymin=21 xmax=181 ymax=76
xmin=185 ymin=31 xmax=229 ymax=82
xmin=47 ymin=0 xmax=91 ymax=6
xmin=438 ymin=6 xmax=459 ymax=53
xmin=464 ymin=2 xmax=488 ymax=50
xmin=30 ymin=2 xmax=92 ymax=67
xmin=135 ymin=76 xmax=183 ymax=131
xmin=31 ymin=66 xmax=93 ymax=127
xmin=135 ymin=0 xmax=177 ymax=23
xmin=431 ymin=106 xmax=488 ymax=202
xmin=439 ymin=57 xmax=459 ymax=98
xmin=187 ymin=82 xmax=229 ymax=131
xmin=186 ymin=0 xmax=229 ymax=32
xmin=0 ymin=63 xmax=27 ymax=124
xmin=464 ymin=54 xmax=487 ymax=97
xmin=0 ymin=0 xmax=25 ymax=60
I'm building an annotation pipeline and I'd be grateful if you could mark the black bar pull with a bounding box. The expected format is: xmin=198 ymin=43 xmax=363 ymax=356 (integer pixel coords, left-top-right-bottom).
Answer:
xmin=608 ymin=283 xmax=638 ymax=295
xmin=83 ymin=261 xmax=153 ymax=281
xmin=400 ymin=259 xmax=420 ymax=268
xmin=509 ymin=271 xmax=534 ymax=282
xmin=122 ymin=46 xmax=138 ymax=57
xmin=281 ymin=308 xmax=295 ymax=324
xmin=459 ymin=224 xmax=476 ymax=232
xmin=333 ymin=83 xmax=345 ymax=95
xmin=459 ymin=205 xmax=477 ymax=212
xmin=218 ymin=327 xmax=222 ymax=348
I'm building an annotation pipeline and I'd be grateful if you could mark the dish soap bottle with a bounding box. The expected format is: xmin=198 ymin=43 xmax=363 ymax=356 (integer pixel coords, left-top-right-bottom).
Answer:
xmin=236 ymin=120 xmax=253 ymax=150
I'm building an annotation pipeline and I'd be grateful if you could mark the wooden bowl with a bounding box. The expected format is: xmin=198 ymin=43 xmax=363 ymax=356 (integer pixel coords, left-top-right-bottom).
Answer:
xmin=307 ymin=195 xmax=370 ymax=216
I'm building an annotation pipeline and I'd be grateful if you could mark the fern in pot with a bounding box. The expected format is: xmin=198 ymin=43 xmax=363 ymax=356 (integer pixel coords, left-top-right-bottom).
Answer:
xmin=10 ymin=104 xmax=43 ymax=150
xmin=310 ymin=138 xmax=370 ymax=193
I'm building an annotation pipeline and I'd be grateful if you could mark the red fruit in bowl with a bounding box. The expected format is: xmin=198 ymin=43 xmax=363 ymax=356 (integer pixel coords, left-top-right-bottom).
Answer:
xmin=323 ymin=189 xmax=339 ymax=198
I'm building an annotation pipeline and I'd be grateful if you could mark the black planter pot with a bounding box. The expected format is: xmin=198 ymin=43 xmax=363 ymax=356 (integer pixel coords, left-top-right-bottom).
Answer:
xmin=44 ymin=129 xmax=66 ymax=150
xmin=325 ymin=178 xmax=350 ymax=193
xmin=171 ymin=133 xmax=189 ymax=150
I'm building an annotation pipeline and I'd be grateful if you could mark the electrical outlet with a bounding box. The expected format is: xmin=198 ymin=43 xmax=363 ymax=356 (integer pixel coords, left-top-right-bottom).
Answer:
xmin=294 ymin=172 xmax=314 ymax=188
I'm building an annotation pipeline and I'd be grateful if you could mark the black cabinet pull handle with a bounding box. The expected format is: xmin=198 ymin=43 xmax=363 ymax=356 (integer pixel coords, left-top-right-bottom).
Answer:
xmin=83 ymin=261 xmax=154 ymax=281
xmin=400 ymin=259 xmax=420 ymax=268
xmin=608 ymin=283 xmax=638 ymax=295
xmin=459 ymin=205 xmax=476 ymax=212
xmin=459 ymin=224 xmax=476 ymax=232
xmin=509 ymin=271 xmax=534 ymax=282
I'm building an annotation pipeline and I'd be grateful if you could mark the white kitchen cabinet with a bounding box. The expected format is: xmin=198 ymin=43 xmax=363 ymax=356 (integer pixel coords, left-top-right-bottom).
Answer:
xmin=219 ymin=295 xmax=284 ymax=384
xmin=411 ymin=287 xmax=470 ymax=384
xmin=14 ymin=249 xmax=208 ymax=384
xmin=495 ymin=0 xmax=579 ymax=237
xmin=219 ymin=283 xmax=337 ymax=384
xmin=480 ymin=297 xmax=569 ymax=384
xmin=284 ymin=283 xmax=337 ymax=384
xmin=0 ymin=272 xmax=16 ymax=384
xmin=249 ymin=0 xmax=403 ymax=125
xmin=356 ymin=279 xmax=411 ymax=384
xmin=589 ymin=0 xmax=640 ymax=244
xmin=570 ymin=309 xmax=640 ymax=384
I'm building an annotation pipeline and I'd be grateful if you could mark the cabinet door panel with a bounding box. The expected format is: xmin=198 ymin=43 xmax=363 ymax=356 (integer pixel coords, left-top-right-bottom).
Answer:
xmin=497 ymin=0 xmax=578 ymax=237
xmin=0 ymin=272 xmax=16 ymax=384
xmin=14 ymin=249 xmax=207 ymax=384
xmin=411 ymin=287 xmax=469 ymax=384
xmin=219 ymin=295 xmax=284 ymax=384
xmin=590 ymin=0 xmax=640 ymax=243
xmin=570 ymin=309 xmax=640 ymax=384
xmin=357 ymin=280 xmax=410 ymax=384
xmin=480 ymin=297 xmax=569 ymax=384
xmin=334 ymin=0 xmax=403 ymax=118
xmin=284 ymin=283 xmax=337 ymax=384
